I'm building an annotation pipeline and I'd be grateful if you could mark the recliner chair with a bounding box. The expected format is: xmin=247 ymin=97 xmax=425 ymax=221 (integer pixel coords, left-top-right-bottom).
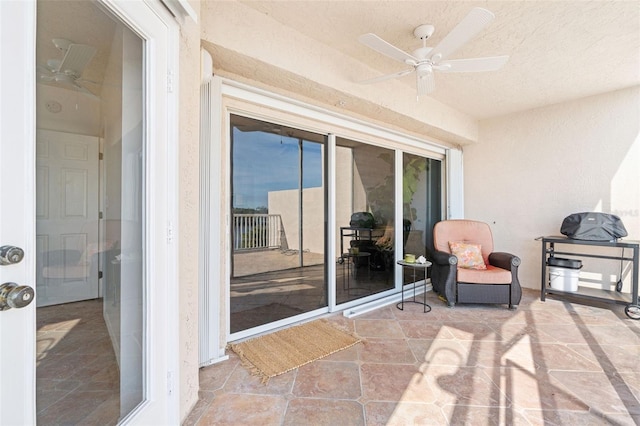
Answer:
xmin=429 ymin=219 xmax=521 ymax=309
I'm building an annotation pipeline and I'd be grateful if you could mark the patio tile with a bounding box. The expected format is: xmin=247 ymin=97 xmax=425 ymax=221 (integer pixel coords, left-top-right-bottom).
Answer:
xmin=283 ymin=398 xmax=364 ymax=426
xmin=458 ymin=335 xmax=537 ymax=371
xmin=354 ymin=318 xmax=405 ymax=339
xmin=427 ymin=365 xmax=510 ymax=408
xmin=199 ymin=354 xmax=241 ymax=391
xmin=364 ymin=401 xmax=447 ymax=425
xmin=495 ymin=366 xmax=588 ymax=412
xmin=442 ymin=404 xmax=530 ymax=426
xmin=534 ymin=323 xmax=596 ymax=344
xmin=323 ymin=342 xmax=360 ymax=362
xmin=220 ymin=360 xmax=296 ymax=395
xmin=521 ymin=409 xmax=638 ymax=426
xmin=196 ymin=393 xmax=287 ymax=425
xmin=186 ymin=288 xmax=640 ymax=425
xmin=581 ymin=323 xmax=640 ymax=346
xmin=358 ymin=338 xmax=416 ymax=364
xmin=397 ymin=320 xmax=456 ymax=340
xmin=358 ymin=305 xmax=396 ymax=320
xmin=292 ymin=360 xmax=361 ymax=399
xmin=407 ymin=338 xmax=468 ymax=366
xmin=488 ymin=321 xmax=559 ymax=344
xmin=549 ymin=370 xmax=640 ymax=415
xmin=530 ymin=343 xmax=602 ymax=372
xmin=567 ymin=343 xmax=640 ymax=373
xmin=442 ymin=321 xmax=503 ymax=341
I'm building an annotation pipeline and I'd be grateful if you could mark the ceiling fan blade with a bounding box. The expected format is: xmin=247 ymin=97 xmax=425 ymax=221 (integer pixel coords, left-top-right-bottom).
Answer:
xmin=358 ymin=33 xmax=417 ymax=64
xmin=430 ymin=7 xmax=495 ymax=61
xmin=58 ymin=44 xmax=97 ymax=77
xmin=72 ymin=81 xmax=100 ymax=99
xmin=358 ymin=69 xmax=414 ymax=84
xmin=438 ymin=55 xmax=509 ymax=73
xmin=416 ymin=70 xmax=435 ymax=96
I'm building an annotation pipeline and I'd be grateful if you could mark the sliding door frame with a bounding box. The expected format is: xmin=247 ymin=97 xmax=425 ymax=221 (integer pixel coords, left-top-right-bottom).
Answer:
xmin=212 ymin=77 xmax=448 ymax=343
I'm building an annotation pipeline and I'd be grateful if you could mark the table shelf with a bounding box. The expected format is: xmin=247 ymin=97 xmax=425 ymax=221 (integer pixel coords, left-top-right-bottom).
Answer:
xmin=539 ymin=236 xmax=639 ymax=318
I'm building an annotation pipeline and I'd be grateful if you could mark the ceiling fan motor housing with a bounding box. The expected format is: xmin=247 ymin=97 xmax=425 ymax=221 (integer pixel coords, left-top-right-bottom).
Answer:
xmin=413 ymin=24 xmax=435 ymax=40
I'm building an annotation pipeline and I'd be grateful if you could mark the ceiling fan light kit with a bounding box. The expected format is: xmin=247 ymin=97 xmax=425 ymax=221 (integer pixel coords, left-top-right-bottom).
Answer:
xmin=358 ymin=7 xmax=509 ymax=97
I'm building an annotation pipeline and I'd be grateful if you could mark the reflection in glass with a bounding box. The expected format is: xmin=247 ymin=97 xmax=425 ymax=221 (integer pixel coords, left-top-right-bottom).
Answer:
xmin=335 ymin=138 xmax=395 ymax=304
xmin=35 ymin=2 xmax=145 ymax=422
xmin=402 ymin=153 xmax=442 ymax=284
xmin=230 ymin=115 xmax=327 ymax=333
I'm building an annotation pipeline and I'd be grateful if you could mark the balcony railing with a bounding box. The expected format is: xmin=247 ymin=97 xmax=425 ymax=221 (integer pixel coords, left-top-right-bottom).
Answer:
xmin=233 ymin=214 xmax=283 ymax=251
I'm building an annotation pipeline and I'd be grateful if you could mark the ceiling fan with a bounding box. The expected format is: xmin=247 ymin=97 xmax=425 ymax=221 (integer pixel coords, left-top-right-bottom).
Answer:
xmin=38 ymin=38 xmax=99 ymax=97
xmin=358 ymin=7 xmax=508 ymax=97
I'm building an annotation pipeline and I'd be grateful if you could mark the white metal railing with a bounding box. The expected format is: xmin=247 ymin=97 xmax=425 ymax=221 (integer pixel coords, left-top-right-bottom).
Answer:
xmin=233 ymin=214 xmax=283 ymax=250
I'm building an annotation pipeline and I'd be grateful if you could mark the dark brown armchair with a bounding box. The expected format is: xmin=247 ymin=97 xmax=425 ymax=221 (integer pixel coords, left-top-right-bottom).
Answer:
xmin=429 ymin=220 xmax=521 ymax=309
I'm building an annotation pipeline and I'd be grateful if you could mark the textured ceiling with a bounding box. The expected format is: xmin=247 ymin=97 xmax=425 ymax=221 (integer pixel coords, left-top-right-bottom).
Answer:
xmin=238 ymin=0 xmax=640 ymax=119
xmin=36 ymin=1 xmax=640 ymax=122
xmin=36 ymin=1 xmax=116 ymax=97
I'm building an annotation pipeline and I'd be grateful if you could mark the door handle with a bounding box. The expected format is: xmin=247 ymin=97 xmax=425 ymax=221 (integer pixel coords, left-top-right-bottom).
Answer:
xmin=0 ymin=245 xmax=25 ymax=265
xmin=0 ymin=282 xmax=35 ymax=311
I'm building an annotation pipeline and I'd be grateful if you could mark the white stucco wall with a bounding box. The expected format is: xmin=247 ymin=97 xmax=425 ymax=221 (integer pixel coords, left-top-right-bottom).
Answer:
xmin=464 ymin=86 xmax=640 ymax=290
xmin=177 ymin=2 xmax=202 ymax=419
xmin=268 ymin=187 xmax=325 ymax=255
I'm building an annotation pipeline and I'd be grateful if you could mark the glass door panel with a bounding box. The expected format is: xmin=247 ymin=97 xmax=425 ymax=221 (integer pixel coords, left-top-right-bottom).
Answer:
xmin=35 ymin=2 xmax=144 ymax=423
xmin=335 ymin=138 xmax=395 ymax=304
xmin=230 ymin=115 xmax=327 ymax=333
xmin=402 ymin=153 xmax=442 ymax=284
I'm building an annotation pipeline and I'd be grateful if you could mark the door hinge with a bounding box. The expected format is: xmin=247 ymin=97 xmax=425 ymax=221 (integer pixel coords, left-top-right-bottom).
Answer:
xmin=98 ymin=271 xmax=103 ymax=279
xmin=99 ymin=152 xmax=104 ymax=160
xmin=167 ymin=70 xmax=175 ymax=93
xmin=167 ymin=371 xmax=174 ymax=396
xmin=99 ymin=211 xmax=103 ymax=219
xmin=167 ymin=222 xmax=174 ymax=243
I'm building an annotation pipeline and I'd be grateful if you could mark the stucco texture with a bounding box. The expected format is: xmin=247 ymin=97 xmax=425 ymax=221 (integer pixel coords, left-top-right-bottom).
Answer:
xmin=464 ymin=86 xmax=640 ymax=291
xmin=178 ymin=1 xmax=202 ymax=421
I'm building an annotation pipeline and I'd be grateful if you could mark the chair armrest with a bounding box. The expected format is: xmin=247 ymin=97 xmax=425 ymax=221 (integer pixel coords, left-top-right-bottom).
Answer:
xmin=489 ymin=252 xmax=522 ymax=308
xmin=428 ymin=249 xmax=457 ymax=307
xmin=430 ymin=249 xmax=458 ymax=266
xmin=488 ymin=252 xmax=521 ymax=270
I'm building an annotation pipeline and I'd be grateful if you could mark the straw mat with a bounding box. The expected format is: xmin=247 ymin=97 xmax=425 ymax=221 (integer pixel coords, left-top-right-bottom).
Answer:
xmin=229 ymin=320 xmax=361 ymax=382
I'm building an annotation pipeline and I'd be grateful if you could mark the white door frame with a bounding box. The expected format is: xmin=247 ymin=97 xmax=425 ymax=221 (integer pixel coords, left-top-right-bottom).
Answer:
xmin=0 ymin=0 xmax=181 ymax=424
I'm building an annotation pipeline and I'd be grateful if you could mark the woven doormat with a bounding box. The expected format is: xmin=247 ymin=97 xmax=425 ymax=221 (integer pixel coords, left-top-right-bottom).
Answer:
xmin=229 ymin=320 xmax=361 ymax=383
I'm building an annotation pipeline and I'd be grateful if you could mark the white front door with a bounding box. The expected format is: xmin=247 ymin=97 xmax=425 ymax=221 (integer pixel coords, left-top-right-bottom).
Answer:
xmin=0 ymin=1 xmax=179 ymax=424
xmin=36 ymin=129 xmax=100 ymax=307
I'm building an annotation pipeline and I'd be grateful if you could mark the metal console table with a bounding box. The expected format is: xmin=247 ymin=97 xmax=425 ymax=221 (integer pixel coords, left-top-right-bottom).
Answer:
xmin=339 ymin=227 xmax=377 ymax=256
xmin=539 ymin=236 xmax=640 ymax=319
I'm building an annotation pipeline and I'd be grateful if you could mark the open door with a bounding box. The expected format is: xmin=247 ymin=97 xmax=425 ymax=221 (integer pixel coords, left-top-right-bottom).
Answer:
xmin=0 ymin=0 xmax=180 ymax=424
xmin=0 ymin=2 xmax=38 ymax=424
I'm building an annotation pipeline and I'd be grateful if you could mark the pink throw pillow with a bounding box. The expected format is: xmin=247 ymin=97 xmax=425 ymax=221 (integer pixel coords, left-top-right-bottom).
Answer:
xmin=449 ymin=241 xmax=487 ymax=270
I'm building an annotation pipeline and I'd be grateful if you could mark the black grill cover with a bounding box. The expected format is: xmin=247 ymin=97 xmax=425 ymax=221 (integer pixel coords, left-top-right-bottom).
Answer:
xmin=349 ymin=212 xmax=375 ymax=228
xmin=560 ymin=212 xmax=627 ymax=241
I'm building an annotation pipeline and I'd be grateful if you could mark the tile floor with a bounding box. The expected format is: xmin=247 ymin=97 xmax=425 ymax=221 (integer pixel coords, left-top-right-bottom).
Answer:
xmin=36 ymin=298 xmax=120 ymax=425
xmin=184 ymin=289 xmax=640 ymax=425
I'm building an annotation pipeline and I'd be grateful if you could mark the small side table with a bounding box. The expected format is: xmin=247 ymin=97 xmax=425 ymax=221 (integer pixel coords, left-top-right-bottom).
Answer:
xmin=396 ymin=260 xmax=432 ymax=313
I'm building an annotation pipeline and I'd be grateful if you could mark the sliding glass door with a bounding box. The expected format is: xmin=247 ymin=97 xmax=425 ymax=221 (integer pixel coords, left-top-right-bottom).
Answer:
xmin=335 ymin=138 xmax=396 ymax=304
xmin=401 ymin=153 xmax=442 ymax=284
xmin=230 ymin=115 xmax=326 ymax=333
